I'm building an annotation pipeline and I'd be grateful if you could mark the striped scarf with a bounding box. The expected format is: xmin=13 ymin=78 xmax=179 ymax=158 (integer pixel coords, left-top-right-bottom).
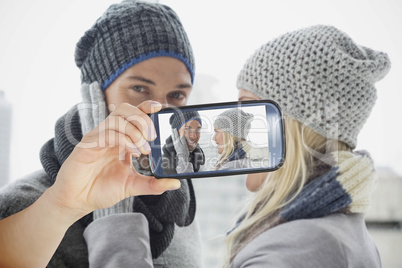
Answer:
xmin=280 ymin=150 xmax=377 ymax=221
xmin=228 ymin=150 xmax=377 ymax=248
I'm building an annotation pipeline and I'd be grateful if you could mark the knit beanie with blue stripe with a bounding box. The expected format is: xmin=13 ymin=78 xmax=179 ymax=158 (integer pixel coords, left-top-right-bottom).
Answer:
xmin=169 ymin=110 xmax=202 ymax=130
xmin=75 ymin=0 xmax=195 ymax=91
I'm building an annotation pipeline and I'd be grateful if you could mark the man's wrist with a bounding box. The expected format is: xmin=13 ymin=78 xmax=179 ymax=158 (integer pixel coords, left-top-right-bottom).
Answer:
xmin=41 ymin=187 xmax=88 ymax=227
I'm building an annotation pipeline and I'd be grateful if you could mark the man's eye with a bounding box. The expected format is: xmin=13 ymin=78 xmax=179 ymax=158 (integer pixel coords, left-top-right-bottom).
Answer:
xmin=169 ymin=91 xmax=186 ymax=99
xmin=131 ymin=86 xmax=146 ymax=93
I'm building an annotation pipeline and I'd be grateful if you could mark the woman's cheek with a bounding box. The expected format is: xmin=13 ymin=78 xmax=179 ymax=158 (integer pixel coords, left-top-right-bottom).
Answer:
xmin=246 ymin=172 xmax=269 ymax=192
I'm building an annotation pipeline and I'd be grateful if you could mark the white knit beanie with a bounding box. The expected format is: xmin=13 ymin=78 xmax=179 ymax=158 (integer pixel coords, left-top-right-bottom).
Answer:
xmin=237 ymin=25 xmax=391 ymax=149
xmin=214 ymin=108 xmax=254 ymax=139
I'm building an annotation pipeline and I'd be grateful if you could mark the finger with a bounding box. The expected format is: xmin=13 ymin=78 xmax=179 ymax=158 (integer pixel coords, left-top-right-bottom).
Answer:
xmin=85 ymin=116 xmax=151 ymax=156
xmin=110 ymin=103 xmax=157 ymax=141
xmin=126 ymin=173 xmax=181 ymax=196
xmin=137 ymin=100 xmax=163 ymax=114
xmin=103 ymin=130 xmax=143 ymax=157
xmin=74 ymin=130 xmax=142 ymax=165
xmin=111 ymin=130 xmax=150 ymax=156
xmin=109 ymin=115 xmax=151 ymax=154
xmin=134 ymin=140 xmax=151 ymax=155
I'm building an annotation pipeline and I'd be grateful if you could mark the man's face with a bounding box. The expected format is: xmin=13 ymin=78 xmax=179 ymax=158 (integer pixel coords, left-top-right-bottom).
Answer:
xmin=178 ymin=120 xmax=201 ymax=151
xmin=104 ymin=56 xmax=192 ymax=109
xmin=104 ymin=56 xmax=192 ymax=169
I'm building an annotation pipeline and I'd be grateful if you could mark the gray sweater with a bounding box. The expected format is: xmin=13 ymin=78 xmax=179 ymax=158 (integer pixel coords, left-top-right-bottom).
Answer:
xmin=75 ymin=209 xmax=381 ymax=268
xmin=231 ymin=213 xmax=381 ymax=268
xmin=0 ymin=170 xmax=203 ymax=268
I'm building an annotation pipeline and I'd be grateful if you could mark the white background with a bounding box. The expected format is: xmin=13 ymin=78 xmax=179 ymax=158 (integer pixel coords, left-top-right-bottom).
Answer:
xmin=0 ymin=0 xmax=401 ymax=181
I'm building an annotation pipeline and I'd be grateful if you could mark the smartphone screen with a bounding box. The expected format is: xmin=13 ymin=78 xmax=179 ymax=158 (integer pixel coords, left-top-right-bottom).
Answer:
xmin=149 ymin=100 xmax=285 ymax=179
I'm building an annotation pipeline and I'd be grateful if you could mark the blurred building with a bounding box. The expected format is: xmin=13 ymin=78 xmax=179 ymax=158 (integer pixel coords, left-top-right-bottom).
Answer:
xmin=366 ymin=167 xmax=402 ymax=268
xmin=0 ymin=90 xmax=12 ymax=187
xmin=193 ymin=175 xmax=249 ymax=267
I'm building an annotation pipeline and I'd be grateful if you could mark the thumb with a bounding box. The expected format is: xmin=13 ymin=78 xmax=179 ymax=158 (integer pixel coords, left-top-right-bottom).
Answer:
xmin=150 ymin=178 xmax=182 ymax=193
xmin=126 ymin=173 xmax=181 ymax=196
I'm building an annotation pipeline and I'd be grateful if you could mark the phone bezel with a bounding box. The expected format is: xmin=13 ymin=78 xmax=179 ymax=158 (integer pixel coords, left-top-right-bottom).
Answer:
xmin=148 ymin=99 xmax=286 ymax=179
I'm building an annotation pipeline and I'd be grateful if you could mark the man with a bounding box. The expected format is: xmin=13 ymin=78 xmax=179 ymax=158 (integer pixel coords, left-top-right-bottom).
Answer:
xmin=0 ymin=1 xmax=202 ymax=267
xmin=162 ymin=111 xmax=205 ymax=174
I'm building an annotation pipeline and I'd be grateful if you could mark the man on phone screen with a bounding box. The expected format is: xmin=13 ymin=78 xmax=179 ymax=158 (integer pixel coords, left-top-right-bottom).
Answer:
xmin=162 ymin=111 xmax=205 ymax=174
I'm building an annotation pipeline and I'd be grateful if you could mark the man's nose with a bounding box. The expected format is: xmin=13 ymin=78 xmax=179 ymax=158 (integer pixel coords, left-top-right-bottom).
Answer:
xmin=189 ymin=131 xmax=196 ymax=139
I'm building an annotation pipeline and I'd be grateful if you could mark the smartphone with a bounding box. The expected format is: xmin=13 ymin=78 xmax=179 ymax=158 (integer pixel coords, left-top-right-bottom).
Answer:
xmin=148 ymin=100 xmax=286 ymax=179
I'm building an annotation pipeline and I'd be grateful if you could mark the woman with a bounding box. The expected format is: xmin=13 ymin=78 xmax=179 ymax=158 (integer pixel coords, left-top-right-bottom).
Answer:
xmin=213 ymin=108 xmax=253 ymax=170
xmin=226 ymin=24 xmax=390 ymax=267
xmin=0 ymin=1 xmax=202 ymax=267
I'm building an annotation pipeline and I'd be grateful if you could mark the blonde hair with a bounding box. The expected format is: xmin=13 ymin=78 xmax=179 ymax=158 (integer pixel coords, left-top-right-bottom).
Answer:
xmin=223 ymin=116 xmax=350 ymax=267
xmin=215 ymin=131 xmax=251 ymax=170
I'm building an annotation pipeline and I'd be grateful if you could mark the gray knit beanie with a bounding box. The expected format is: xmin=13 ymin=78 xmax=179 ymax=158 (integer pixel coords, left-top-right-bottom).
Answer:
xmin=214 ymin=108 xmax=254 ymax=139
xmin=75 ymin=0 xmax=194 ymax=91
xmin=237 ymin=25 xmax=391 ymax=149
xmin=169 ymin=110 xmax=202 ymax=130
